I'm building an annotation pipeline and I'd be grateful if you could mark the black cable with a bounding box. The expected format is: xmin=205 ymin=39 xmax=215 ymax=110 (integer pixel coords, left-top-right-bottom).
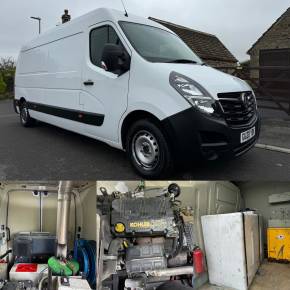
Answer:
xmin=169 ymin=212 xmax=184 ymax=259
xmin=0 ymin=249 xmax=12 ymax=260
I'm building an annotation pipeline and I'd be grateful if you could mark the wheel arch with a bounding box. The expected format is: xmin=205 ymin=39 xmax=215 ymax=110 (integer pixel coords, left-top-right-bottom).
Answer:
xmin=121 ymin=110 xmax=165 ymax=149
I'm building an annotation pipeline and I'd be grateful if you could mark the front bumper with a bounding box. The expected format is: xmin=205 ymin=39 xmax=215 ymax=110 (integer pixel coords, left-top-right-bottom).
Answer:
xmin=162 ymin=107 xmax=261 ymax=163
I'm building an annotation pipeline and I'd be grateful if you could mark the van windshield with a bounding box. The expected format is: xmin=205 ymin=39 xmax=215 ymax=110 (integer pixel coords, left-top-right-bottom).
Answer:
xmin=119 ymin=21 xmax=202 ymax=64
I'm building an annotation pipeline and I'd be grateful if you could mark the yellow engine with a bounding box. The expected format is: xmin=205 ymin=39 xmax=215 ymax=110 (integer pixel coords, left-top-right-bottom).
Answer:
xmin=267 ymin=228 xmax=290 ymax=261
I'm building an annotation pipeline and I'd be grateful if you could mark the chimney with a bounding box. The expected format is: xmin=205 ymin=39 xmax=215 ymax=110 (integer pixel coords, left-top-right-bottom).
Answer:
xmin=61 ymin=9 xmax=71 ymax=24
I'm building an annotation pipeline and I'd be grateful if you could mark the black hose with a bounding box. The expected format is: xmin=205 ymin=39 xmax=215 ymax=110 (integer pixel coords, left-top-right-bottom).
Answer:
xmin=47 ymin=267 xmax=52 ymax=290
xmin=169 ymin=213 xmax=184 ymax=259
xmin=0 ymin=249 xmax=12 ymax=260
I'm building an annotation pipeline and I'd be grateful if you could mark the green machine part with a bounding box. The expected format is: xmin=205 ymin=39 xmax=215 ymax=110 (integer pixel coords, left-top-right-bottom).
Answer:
xmin=48 ymin=256 xmax=80 ymax=276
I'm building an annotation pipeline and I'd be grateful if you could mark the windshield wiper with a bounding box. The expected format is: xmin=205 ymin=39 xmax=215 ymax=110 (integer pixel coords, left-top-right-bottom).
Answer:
xmin=166 ymin=59 xmax=198 ymax=64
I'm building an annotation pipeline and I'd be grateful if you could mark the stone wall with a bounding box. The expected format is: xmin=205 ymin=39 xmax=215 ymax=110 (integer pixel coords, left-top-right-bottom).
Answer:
xmin=248 ymin=9 xmax=290 ymax=80
xmin=205 ymin=59 xmax=237 ymax=74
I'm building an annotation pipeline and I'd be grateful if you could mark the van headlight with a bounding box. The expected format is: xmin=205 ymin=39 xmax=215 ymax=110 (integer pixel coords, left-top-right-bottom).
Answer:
xmin=170 ymin=71 xmax=216 ymax=115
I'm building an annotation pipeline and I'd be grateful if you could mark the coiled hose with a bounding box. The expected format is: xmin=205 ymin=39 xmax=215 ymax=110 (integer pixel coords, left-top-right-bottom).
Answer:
xmin=74 ymin=239 xmax=97 ymax=289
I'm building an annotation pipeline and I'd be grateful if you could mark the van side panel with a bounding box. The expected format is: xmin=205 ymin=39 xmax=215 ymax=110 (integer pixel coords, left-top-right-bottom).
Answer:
xmin=16 ymin=32 xmax=86 ymax=134
xmin=15 ymin=47 xmax=48 ymax=105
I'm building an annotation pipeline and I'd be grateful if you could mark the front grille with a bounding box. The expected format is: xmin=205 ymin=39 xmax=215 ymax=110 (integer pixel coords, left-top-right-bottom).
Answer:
xmin=218 ymin=91 xmax=257 ymax=127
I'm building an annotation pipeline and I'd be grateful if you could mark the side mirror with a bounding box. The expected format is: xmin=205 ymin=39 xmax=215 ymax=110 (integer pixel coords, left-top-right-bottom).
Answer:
xmin=101 ymin=44 xmax=130 ymax=75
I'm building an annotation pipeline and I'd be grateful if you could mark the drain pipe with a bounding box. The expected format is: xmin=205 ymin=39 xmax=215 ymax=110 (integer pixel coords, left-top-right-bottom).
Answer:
xmin=56 ymin=181 xmax=74 ymax=258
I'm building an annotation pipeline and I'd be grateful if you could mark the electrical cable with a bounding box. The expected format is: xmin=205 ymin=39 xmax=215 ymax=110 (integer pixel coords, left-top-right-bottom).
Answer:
xmin=0 ymin=249 xmax=11 ymax=260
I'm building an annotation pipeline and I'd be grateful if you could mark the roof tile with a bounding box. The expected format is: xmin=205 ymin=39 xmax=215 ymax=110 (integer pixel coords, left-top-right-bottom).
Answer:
xmin=149 ymin=17 xmax=237 ymax=63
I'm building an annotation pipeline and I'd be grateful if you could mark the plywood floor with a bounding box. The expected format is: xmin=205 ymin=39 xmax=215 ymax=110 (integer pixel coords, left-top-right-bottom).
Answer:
xmin=199 ymin=261 xmax=290 ymax=290
xmin=250 ymin=261 xmax=290 ymax=290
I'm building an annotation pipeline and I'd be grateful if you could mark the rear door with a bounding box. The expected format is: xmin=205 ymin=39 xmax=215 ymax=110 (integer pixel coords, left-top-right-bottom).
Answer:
xmin=81 ymin=22 xmax=131 ymax=143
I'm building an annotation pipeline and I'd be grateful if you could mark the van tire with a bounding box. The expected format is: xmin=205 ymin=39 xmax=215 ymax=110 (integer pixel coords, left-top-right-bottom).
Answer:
xmin=19 ymin=101 xmax=35 ymax=127
xmin=126 ymin=119 xmax=173 ymax=178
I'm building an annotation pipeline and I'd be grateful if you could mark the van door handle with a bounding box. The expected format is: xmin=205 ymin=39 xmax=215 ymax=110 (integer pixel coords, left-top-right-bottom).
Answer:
xmin=83 ymin=80 xmax=94 ymax=86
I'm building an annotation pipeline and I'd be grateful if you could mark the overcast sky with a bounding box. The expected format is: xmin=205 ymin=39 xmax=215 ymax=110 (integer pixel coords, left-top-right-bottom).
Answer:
xmin=1 ymin=0 xmax=290 ymax=62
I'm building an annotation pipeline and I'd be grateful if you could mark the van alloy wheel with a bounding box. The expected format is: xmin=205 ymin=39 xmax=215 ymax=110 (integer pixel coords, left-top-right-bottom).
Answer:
xmin=132 ymin=130 xmax=160 ymax=170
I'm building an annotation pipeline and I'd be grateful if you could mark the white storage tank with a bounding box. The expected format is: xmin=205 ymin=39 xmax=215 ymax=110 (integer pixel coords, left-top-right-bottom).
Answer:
xmin=201 ymin=212 xmax=261 ymax=290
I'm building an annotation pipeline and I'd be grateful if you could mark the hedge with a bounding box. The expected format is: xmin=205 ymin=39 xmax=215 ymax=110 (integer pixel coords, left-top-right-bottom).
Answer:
xmin=0 ymin=73 xmax=7 ymax=94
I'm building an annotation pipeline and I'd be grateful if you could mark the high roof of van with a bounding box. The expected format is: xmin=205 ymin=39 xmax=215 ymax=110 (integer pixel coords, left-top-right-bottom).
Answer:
xmin=21 ymin=8 xmax=173 ymax=52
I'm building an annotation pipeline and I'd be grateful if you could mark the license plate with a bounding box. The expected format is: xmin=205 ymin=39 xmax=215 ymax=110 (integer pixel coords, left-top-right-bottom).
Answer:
xmin=241 ymin=127 xmax=255 ymax=143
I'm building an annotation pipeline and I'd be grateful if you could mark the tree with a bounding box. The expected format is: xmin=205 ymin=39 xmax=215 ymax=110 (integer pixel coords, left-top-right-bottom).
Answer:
xmin=0 ymin=73 xmax=7 ymax=94
xmin=0 ymin=57 xmax=15 ymax=93
xmin=0 ymin=57 xmax=15 ymax=71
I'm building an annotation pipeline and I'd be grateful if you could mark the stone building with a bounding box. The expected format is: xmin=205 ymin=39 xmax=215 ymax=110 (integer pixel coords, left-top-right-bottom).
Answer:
xmin=149 ymin=17 xmax=238 ymax=69
xmin=247 ymin=7 xmax=290 ymax=93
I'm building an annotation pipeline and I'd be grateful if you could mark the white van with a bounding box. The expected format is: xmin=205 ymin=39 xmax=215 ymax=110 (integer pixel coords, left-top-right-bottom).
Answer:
xmin=14 ymin=8 xmax=260 ymax=178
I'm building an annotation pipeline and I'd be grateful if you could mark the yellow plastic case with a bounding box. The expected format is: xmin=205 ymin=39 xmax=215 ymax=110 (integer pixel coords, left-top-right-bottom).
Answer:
xmin=267 ymin=228 xmax=290 ymax=261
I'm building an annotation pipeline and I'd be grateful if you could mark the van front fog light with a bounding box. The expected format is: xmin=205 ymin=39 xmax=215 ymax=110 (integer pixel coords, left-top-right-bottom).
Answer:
xmin=170 ymin=71 xmax=216 ymax=115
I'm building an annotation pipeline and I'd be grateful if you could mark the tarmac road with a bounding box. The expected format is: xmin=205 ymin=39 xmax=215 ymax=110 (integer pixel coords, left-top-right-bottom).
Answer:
xmin=1 ymin=99 xmax=290 ymax=180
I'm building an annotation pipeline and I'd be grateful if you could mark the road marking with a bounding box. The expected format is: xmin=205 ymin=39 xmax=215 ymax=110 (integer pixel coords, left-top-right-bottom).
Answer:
xmin=255 ymin=143 xmax=290 ymax=154
xmin=0 ymin=114 xmax=16 ymax=119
